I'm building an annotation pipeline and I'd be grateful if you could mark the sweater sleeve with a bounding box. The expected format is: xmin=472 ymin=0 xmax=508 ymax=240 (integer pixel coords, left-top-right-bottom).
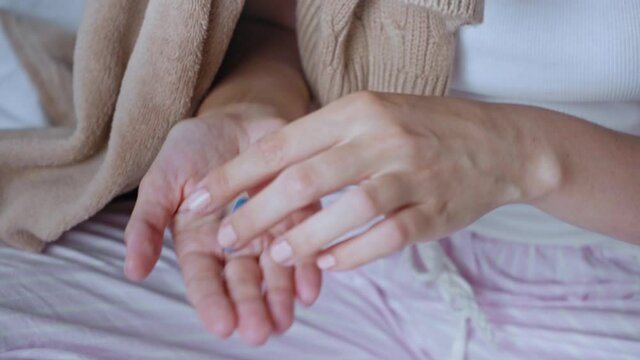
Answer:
xmin=296 ymin=0 xmax=483 ymax=105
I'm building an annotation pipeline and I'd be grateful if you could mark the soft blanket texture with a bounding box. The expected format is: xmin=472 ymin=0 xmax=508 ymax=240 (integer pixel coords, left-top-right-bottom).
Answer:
xmin=0 ymin=0 xmax=244 ymax=251
xmin=0 ymin=0 xmax=481 ymax=252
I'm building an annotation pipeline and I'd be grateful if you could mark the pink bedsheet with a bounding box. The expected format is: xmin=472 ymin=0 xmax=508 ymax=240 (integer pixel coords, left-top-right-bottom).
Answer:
xmin=1 ymin=201 xmax=639 ymax=359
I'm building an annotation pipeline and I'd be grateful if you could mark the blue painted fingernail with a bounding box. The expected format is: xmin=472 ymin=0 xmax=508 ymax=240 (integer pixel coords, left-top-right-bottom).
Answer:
xmin=218 ymin=194 xmax=249 ymax=251
xmin=231 ymin=195 xmax=249 ymax=213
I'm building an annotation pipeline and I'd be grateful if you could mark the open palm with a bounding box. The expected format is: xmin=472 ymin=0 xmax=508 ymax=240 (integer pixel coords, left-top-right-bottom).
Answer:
xmin=123 ymin=107 xmax=322 ymax=345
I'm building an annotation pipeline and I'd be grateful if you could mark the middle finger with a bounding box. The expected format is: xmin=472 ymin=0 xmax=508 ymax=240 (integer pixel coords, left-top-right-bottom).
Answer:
xmin=270 ymin=174 xmax=413 ymax=264
xmin=259 ymin=251 xmax=295 ymax=333
xmin=225 ymin=257 xmax=274 ymax=346
xmin=217 ymin=140 xmax=374 ymax=250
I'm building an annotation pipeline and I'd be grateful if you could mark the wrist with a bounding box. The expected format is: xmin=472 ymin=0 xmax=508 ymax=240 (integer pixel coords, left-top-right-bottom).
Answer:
xmin=197 ymin=61 xmax=310 ymax=121
xmin=492 ymin=103 xmax=565 ymax=205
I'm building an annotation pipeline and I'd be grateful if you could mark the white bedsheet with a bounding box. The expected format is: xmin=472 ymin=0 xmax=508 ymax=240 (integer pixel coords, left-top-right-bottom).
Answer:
xmin=0 ymin=0 xmax=84 ymax=130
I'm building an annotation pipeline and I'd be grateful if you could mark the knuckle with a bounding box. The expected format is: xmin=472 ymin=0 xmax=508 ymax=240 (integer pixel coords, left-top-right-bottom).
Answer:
xmin=228 ymin=214 xmax=255 ymax=243
xmin=386 ymin=129 xmax=412 ymax=148
xmin=350 ymin=91 xmax=396 ymax=120
xmin=279 ymin=166 xmax=318 ymax=203
xmin=255 ymin=132 xmax=288 ymax=169
xmin=402 ymin=140 xmax=425 ymax=167
xmin=207 ymin=167 xmax=231 ymax=193
xmin=341 ymin=91 xmax=398 ymax=134
xmin=185 ymin=274 xmax=210 ymax=299
xmin=185 ymin=278 xmax=221 ymax=308
xmin=224 ymin=259 xmax=261 ymax=284
xmin=230 ymin=284 xmax=261 ymax=302
xmin=259 ymin=116 xmax=288 ymax=130
xmin=351 ymin=185 xmax=382 ymax=218
xmin=286 ymin=230 xmax=314 ymax=258
xmin=137 ymin=173 xmax=168 ymax=201
xmin=389 ymin=133 xmax=424 ymax=167
xmin=350 ymin=91 xmax=387 ymax=118
xmin=422 ymin=198 xmax=448 ymax=222
xmin=349 ymin=91 xmax=384 ymax=110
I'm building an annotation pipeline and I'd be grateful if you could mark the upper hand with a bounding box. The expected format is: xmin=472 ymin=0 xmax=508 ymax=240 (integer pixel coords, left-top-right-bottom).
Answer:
xmin=181 ymin=92 xmax=559 ymax=270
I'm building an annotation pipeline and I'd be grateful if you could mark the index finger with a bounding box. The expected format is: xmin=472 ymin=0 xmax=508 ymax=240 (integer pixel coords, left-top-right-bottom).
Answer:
xmin=180 ymin=105 xmax=348 ymax=216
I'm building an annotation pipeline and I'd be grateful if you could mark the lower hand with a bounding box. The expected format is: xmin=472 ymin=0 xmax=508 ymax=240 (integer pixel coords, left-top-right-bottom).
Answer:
xmin=123 ymin=104 xmax=322 ymax=345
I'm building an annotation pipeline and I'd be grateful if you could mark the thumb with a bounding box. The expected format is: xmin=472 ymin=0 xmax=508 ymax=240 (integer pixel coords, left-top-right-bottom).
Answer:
xmin=124 ymin=174 xmax=179 ymax=281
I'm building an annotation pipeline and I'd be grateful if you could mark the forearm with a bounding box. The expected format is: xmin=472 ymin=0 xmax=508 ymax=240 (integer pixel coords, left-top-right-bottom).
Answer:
xmin=499 ymin=103 xmax=640 ymax=243
xmin=197 ymin=16 xmax=309 ymax=121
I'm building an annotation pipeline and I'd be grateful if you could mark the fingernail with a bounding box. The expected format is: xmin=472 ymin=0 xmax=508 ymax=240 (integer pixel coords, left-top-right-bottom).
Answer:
xmin=317 ymin=254 xmax=336 ymax=270
xmin=182 ymin=189 xmax=211 ymax=212
xmin=270 ymin=239 xmax=293 ymax=264
xmin=218 ymin=218 xmax=237 ymax=248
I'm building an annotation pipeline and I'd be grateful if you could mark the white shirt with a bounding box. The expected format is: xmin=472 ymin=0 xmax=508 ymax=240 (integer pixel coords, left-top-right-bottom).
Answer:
xmin=450 ymin=0 xmax=640 ymax=246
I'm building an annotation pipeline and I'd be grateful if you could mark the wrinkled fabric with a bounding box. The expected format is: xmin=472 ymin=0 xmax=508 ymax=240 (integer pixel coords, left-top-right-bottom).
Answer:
xmin=0 ymin=0 xmax=244 ymax=251
xmin=1 ymin=201 xmax=639 ymax=359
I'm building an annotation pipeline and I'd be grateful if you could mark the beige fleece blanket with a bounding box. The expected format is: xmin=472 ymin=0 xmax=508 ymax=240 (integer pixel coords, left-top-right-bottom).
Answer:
xmin=0 ymin=0 xmax=244 ymax=251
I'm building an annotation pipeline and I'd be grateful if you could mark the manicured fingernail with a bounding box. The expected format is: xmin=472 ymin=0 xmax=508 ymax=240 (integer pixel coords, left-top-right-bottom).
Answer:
xmin=270 ymin=240 xmax=293 ymax=264
xmin=317 ymin=254 xmax=336 ymax=270
xmin=218 ymin=218 xmax=237 ymax=248
xmin=182 ymin=189 xmax=211 ymax=212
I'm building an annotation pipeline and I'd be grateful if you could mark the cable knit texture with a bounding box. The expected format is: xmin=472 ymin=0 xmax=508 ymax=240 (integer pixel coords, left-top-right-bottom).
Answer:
xmin=297 ymin=0 xmax=483 ymax=105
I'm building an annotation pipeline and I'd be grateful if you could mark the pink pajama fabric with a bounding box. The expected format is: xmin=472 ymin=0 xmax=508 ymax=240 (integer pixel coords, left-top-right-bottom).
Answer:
xmin=1 ymin=201 xmax=639 ymax=359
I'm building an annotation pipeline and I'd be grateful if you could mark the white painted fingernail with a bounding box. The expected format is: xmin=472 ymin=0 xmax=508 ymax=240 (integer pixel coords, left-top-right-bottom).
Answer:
xmin=182 ymin=189 xmax=211 ymax=212
xmin=218 ymin=218 xmax=237 ymax=248
xmin=270 ymin=240 xmax=293 ymax=264
xmin=317 ymin=254 xmax=336 ymax=270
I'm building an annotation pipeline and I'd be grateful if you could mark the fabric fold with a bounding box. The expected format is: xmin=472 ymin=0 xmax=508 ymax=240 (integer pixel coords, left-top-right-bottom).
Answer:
xmin=0 ymin=0 xmax=245 ymax=251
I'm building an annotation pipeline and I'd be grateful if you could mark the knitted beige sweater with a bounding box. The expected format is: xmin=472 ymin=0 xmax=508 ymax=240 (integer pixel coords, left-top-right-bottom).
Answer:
xmin=298 ymin=0 xmax=483 ymax=105
xmin=0 ymin=0 xmax=482 ymax=252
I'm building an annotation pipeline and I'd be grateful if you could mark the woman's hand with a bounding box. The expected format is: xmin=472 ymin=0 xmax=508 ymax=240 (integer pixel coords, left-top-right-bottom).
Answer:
xmin=182 ymin=92 xmax=562 ymax=270
xmin=123 ymin=105 xmax=322 ymax=345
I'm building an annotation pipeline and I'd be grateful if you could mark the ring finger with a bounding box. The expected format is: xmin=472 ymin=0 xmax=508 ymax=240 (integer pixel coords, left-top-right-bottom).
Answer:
xmin=224 ymin=257 xmax=274 ymax=346
xmin=269 ymin=173 xmax=415 ymax=265
xmin=217 ymin=139 xmax=378 ymax=250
